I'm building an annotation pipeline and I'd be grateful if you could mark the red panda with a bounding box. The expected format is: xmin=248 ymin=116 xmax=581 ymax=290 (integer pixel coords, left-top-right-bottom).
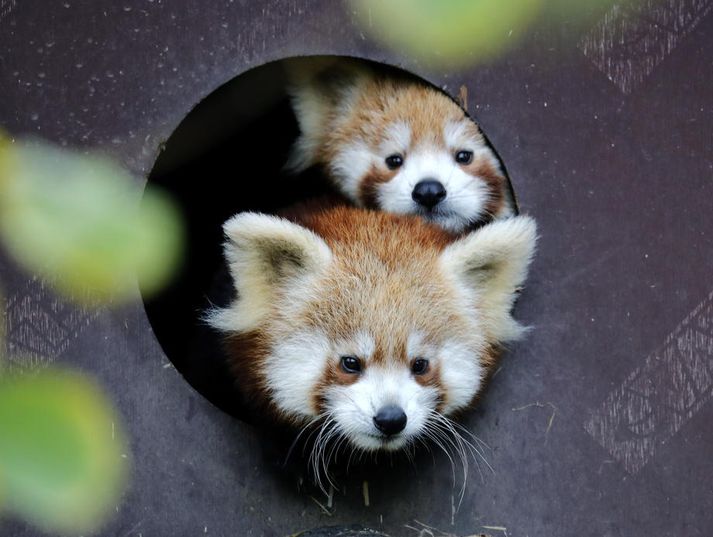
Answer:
xmin=207 ymin=202 xmax=536 ymax=455
xmin=286 ymin=59 xmax=515 ymax=233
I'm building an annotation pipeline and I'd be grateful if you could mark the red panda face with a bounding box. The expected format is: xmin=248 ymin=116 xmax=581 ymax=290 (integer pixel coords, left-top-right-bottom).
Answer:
xmin=287 ymin=62 xmax=515 ymax=232
xmin=333 ymin=115 xmax=510 ymax=233
xmin=208 ymin=206 xmax=536 ymax=456
xmin=262 ymin=268 xmax=489 ymax=453
xmin=305 ymin=329 xmax=485 ymax=452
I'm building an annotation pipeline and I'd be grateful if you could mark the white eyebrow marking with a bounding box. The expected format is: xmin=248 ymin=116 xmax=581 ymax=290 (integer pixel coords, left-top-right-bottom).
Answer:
xmin=335 ymin=331 xmax=376 ymax=360
xmin=443 ymin=120 xmax=481 ymax=150
xmin=407 ymin=331 xmax=426 ymax=357
xmin=380 ymin=122 xmax=411 ymax=154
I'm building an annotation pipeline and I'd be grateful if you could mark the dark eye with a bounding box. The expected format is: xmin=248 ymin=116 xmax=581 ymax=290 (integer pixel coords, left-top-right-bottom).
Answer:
xmin=411 ymin=358 xmax=429 ymax=375
xmin=385 ymin=154 xmax=404 ymax=170
xmin=340 ymin=355 xmax=362 ymax=374
xmin=455 ymin=150 xmax=473 ymax=165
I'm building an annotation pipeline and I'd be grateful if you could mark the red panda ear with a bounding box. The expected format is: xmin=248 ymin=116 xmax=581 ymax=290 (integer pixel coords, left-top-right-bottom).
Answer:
xmin=284 ymin=57 xmax=367 ymax=173
xmin=207 ymin=213 xmax=332 ymax=332
xmin=439 ymin=216 xmax=537 ymax=343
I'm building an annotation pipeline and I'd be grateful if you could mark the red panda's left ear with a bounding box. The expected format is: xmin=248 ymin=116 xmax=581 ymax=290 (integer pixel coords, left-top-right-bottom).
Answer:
xmin=284 ymin=57 xmax=367 ymax=174
xmin=439 ymin=216 xmax=537 ymax=343
xmin=207 ymin=213 xmax=332 ymax=333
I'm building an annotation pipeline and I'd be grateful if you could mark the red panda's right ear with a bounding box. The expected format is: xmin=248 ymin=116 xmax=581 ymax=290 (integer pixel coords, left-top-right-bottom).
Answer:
xmin=207 ymin=213 xmax=332 ymax=333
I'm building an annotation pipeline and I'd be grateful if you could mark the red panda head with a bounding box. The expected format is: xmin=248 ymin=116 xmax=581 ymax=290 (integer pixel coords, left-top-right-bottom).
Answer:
xmin=208 ymin=205 xmax=536 ymax=454
xmin=287 ymin=60 xmax=514 ymax=233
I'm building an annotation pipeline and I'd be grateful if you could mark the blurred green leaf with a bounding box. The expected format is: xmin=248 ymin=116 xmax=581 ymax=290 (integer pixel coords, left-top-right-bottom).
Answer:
xmin=0 ymin=135 xmax=183 ymax=303
xmin=352 ymin=0 xmax=543 ymax=68
xmin=0 ymin=370 xmax=129 ymax=534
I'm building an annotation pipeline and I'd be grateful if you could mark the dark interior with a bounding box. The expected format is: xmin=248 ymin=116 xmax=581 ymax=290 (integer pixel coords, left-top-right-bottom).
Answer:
xmin=143 ymin=58 xmax=331 ymax=421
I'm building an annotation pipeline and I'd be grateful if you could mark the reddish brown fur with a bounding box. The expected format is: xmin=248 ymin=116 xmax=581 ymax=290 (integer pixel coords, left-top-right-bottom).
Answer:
xmin=224 ymin=331 xmax=276 ymax=418
xmin=411 ymin=359 xmax=439 ymax=387
xmin=311 ymin=360 xmax=362 ymax=413
xmin=292 ymin=203 xmax=455 ymax=252
xmin=357 ymin=165 xmax=397 ymax=209
xmin=468 ymin=154 xmax=506 ymax=218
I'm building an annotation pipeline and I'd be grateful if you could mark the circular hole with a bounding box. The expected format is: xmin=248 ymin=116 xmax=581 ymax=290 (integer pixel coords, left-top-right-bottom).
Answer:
xmin=142 ymin=56 xmax=516 ymax=423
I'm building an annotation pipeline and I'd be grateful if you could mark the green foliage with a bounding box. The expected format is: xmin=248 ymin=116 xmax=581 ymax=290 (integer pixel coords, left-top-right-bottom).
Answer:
xmin=0 ymin=135 xmax=186 ymax=532
xmin=352 ymin=0 xmax=543 ymax=68
xmin=0 ymin=370 xmax=129 ymax=534
xmin=352 ymin=0 xmax=646 ymax=68
xmin=0 ymin=135 xmax=183 ymax=303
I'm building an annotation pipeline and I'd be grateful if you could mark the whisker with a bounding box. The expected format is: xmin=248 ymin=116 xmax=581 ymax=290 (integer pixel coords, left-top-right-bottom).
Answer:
xmin=426 ymin=419 xmax=469 ymax=505
xmin=420 ymin=425 xmax=458 ymax=484
xmin=433 ymin=412 xmax=494 ymax=474
xmin=308 ymin=414 xmax=340 ymax=495
xmin=284 ymin=414 xmax=324 ymax=466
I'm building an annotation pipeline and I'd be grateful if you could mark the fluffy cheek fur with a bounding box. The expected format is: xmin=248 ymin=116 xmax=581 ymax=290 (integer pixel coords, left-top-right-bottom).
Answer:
xmin=438 ymin=340 xmax=485 ymax=415
xmin=263 ymin=330 xmax=332 ymax=422
xmin=327 ymin=140 xmax=375 ymax=202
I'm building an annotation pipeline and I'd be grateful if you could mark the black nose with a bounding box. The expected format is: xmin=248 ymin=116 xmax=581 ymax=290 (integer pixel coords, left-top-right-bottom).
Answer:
xmin=412 ymin=179 xmax=446 ymax=209
xmin=373 ymin=405 xmax=407 ymax=436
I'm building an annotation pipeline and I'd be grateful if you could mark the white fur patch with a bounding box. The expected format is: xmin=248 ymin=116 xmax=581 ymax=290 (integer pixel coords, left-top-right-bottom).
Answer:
xmin=285 ymin=60 xmax=367 ymax=173
xmin=328 ymin=140 xmax=374 ymax=201
xmin=406 ymin=331 xmax=427 ymax=357
xmin=444 ymin=120 xmax=479 ymax=151
xmin=379 ymin=122 xmax=411 ymax=155
xmin=265 ymin=330 xmax=331 ymax=419
xmin=285 ymin=82 xmax=327 ymax=172
xmin=346 ymin=330 xmax=376 ymax=359
xmin=439 ymin=340 xmax=484 ymax=414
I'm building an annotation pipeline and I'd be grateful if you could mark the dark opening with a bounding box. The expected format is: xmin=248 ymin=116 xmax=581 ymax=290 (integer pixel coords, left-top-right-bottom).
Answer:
xmin=143 ymin=58 xmax=324 ymax=420
xmin=142 ymin=56 xmax=515 ymax=423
